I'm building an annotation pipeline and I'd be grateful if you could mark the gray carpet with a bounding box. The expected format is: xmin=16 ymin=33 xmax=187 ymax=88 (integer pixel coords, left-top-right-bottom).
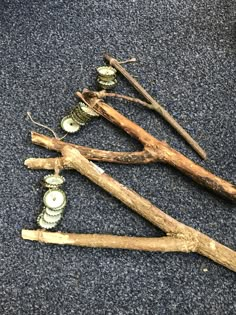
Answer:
xmin=0 ymin=0 xmax=235 ymax=314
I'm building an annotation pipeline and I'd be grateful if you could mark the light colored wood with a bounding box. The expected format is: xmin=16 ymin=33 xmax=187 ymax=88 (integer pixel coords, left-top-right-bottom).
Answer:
xmin=27 ymin=91 xmax=236 ymax=201
xmin=21 ymin=230 xmax=195 ymax=252
xmin=81 ymin=91 xmax=236 ymax=202
xmin=24 ymin=144 xmax=236 ymax=272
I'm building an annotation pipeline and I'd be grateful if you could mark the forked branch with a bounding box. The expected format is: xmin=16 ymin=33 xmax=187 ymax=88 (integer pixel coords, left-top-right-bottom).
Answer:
xmin=24 ymin=144 xmax=236 ymax=272
xmin=104 ymin=53 xmax=207 ymax=159
xmin=78 ymin=90 xmax=236 ymax=202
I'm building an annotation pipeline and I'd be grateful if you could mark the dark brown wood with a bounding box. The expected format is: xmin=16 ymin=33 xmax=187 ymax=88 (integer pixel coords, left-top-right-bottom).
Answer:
xmin=86 ymin=90 xmax=154 ymax=109
xmin=104 ymin=53 xmax=207 ymax=159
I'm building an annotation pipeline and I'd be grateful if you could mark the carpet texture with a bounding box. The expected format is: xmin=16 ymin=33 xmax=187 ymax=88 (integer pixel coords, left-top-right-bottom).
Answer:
xmin=0 ymin=0 xmax=235 ymax=314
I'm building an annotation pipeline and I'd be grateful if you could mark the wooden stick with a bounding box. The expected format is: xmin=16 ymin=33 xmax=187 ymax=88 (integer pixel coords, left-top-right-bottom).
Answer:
xmin=29 ymin=120 xmax=236 ymax=202
xmin=21 ymin=231 xmax=194 ymax=252
xmin=88 ymin=90 xmax=154 ymax=109
xmin=104 ymin=53 xmax=207 ymax=160
xmin=24 ymin=145 xmax=236 ymax=272
xmin=79 ymin=92 xmax=236 ymax=202
xmin=29 ymin=132 xmax=156 ymax=164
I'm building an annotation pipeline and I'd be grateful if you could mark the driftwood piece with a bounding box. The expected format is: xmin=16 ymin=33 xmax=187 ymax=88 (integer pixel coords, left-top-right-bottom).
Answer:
xmin=28 ymin=128 xmax=236 ymax=202
xmin=76 ymin=90 xmax=235 ymax=202
xmin=24 ymin=145 xmax=236 ymax=272
xmin=25 ymin=90 xmax=235 ymax=201
xmin=21 ymin=231 xmax=194 ymax=252
xmin=104 ymin=53 xmax=207 ymax=160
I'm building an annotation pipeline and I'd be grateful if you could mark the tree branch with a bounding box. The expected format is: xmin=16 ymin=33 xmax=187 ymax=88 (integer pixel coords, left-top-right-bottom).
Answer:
xmin=104 ymin=53 xmax=207 ymax=160
xmin=24 ymin=144 xmax=236 ymax=271
xmin=21 ymin=231 xmax=195 ymax=252
xmin=31 ymin=132 xmax=156 ymax=164
xmin=79 ymin=92 xmax=236 ymax=202
xmin=86 ymin=90 xmax=154 ymax=109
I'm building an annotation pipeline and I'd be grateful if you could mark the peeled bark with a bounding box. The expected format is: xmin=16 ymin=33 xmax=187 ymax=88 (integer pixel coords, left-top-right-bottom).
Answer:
xmin=24 ymin=145 xmax=236 ymax=272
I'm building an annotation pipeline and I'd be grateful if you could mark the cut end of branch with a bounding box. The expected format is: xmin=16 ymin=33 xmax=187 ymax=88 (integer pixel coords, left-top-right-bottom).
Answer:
xmin=22 ymin=229 xmax=38 ymax=241
xmin=119 ymin=58 xmax=137 ymax=64
xmin=24 ymin=158 xmax=34 ymax=168
xmin=104 ymin=53 xmax=112 ymax=63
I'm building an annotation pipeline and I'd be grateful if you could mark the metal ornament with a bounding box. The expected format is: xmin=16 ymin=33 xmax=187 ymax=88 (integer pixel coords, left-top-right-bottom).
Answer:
xmin=61 ymin=102 xmax=99 ymax=133
xmin=44 ymin=206 xmax=64 ymax=216
xmin=97 ymin=78 xmax=117 ymax=90
xmin=42 ymin=174 xmax=65 ymax=188
xmin=97 ymin=66 xmax=117 ymax=80
xmin=43 ymin=189 xmax=67 ymax=211
xmin=37 ymin=214 xmax=58 ymax=229
xmin=42 ymin=211 xmax=62 ymax=223
xmin=37 ymin=174 xmax=67 ymax=230
xmin=96 ymin=65 xmax=117 ymax=90
xmin=61 ymin=115 xmax=80 ymax=133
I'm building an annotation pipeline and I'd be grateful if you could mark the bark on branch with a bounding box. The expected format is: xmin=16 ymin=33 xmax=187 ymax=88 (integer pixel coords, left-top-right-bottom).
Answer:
xmin=30 ymin=132 xmax=156 ymax=165
xmin=104 ymin=53 xmax=207 ymax=159
xmin=29 ymin=128 xmax=236 ymax=202
xmin=24 ymin=144 xmax=236 ymax=272
xmin=77 ymin=91 xmax=236 ymax=202
xmin=21 ymin=231 xmax=195 ymax=252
